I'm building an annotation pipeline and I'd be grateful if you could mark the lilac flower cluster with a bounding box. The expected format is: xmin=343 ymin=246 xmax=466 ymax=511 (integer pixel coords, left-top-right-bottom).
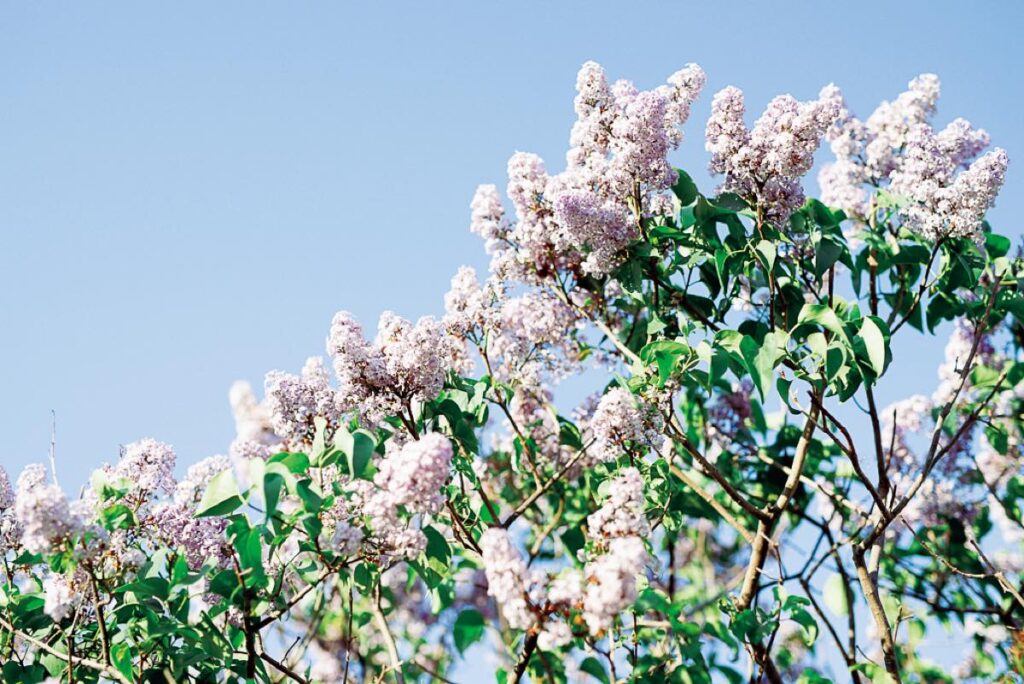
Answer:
xmin=43 ymin=572 xmax=80 ymax=622
xmin=355 ymin=433 xmax=452 ymax=560
xmin=480 ymin=61 xmax=705 ymax=281
xmin=587 ymin=467 xmax=650 ymax=540
xmin=264 ymin=357 xmax=345 ymax=449
xmin=173 ymin=454 xmax=232 ymax=507
xmin=0 ymin=467 xmax=16 ymax=557
xmin=114 ymin=438 xmax=177 ymax=505
xmin=705 ymin=84 xmax=843 ymax=225
xmin=491 ymin=291 xmax=580 ymax=385
xmin=228 ymin=380 xmax=278 ymax=457
xmin=14 ymin=464 xmax=81 ymax=555
xmin=479 ymin=527 xmax=579 ymax=650
xmin=581 ymin=468 xmax=650 ymax=635
xmin=479 ymin=527 xmax=534 ymax=631
xmin=150 ymin=501 xmax=230 ymax=570
xmin=706 ymin=379 xmax=754 ymax=450
xmin=587 ymin=388 xmax=664 ymax=463
xmin=891 ymin=126 xmax=1008 ymax=240
xmin=442 ymin=265 xmax=503 ymax=340
xmin=818 ymin=74 xmax=1008 ymax=241
xmin=327 ymin=311 xmax=465 ymax=426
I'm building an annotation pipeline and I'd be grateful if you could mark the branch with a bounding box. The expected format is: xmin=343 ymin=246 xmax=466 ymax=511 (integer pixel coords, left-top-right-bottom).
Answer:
xmin=373 ymin=584 xmax=407 ymax=684
xmin=0 ymin=616 xmax=132 ymax=684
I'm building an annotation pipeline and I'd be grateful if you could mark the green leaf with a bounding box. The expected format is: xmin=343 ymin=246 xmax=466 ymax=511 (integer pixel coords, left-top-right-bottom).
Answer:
xmin=268 ymin=451 xmax=310 ymax=474
xmin=424 ymin=526 xmax=452 ymax=566
xmin=453 ymin=608 xmax=486 ymax=654
xmin=671 ymin=169 xmax=699 ymax=206
xmin=335 ymin=426 xmax=376 ymax=479
xmin=196 ymin=468 xmax=244 ymax=518
xmin=855 ymin=316 xmax=889 ymax=378
xmin=295 ymin=480 xmax=324 ymax=513
xmin=789 ymin=607 xmax=819 ymax=646
xmin=815 ymin=237 xmax=844 ymax=278
xmin=755 ymin=240 xmax=776 ymax=272
xmin=823 ymin=573 xmax=849 ymax=616
xmin=580 ymin=657 xmax=611 ymax=683
xmin=640 ymin=340 xmax=690 ymax=386
xmin=986 ymin=232 xmax=1012 ymax=258
xmin=794 ymin=303 xmax=846 ymax=339
xmin=740 ymin=332 xmax=788 ymax=401
xmin=111 ymin=643 xmax=134 ymax=681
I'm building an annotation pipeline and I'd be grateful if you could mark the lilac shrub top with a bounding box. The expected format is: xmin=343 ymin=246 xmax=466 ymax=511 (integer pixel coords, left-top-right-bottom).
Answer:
xmin=1 ymin=61 xmax=1020 ymax=684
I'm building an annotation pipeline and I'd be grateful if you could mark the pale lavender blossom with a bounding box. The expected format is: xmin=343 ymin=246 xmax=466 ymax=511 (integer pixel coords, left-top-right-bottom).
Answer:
xmin=264 ymin=356 xmax=344 ymax=448
xmin=443 ymin=265 xmax=501 ymax=338
xmin=489 ymin=291 xmax=579 ymax=386
xmin=706 ymin=84 xmax=842 ymax=224
xmin=817 ymin=73 xmax=1007 ymax=241
xmin=483 ymin=61 xmax=705 ymax=282
xmin=14 ymin=464 xmax=81 ymax=554
xmin=469 ymin=183 xmax=507 ymax=254
xmin=327 ymin=311 xmax=465 ymax=426
xmin=480 ymin=527 xmax=534 ymax=631
xmin=863 ymin=74 xmax=940 ymax=178
xmin=588 ymin=467 xmax=650 ymax=540
xmin=0 ymin=466 xmax=13 ymax=511
xmin=43 ymin=572 xmax=78 ymax=622
xmin=587 ymin=388 xmax=663 ymax=463
xmin=553 ymin=189 xmax=635 ymax=276
xmin=659 ymin=64 xmax=707 ymax=146
xmin=151 ymin=501 xmax=229 ymax=570
xmin=115 ymin=438 xmax=177 ymax=501
xmin=352 ymin=433 xmax=453 ymax=560
xmin=373 ymin=433 xmax=452 ymax=516
xmin=582 ymin=535 xmax=648 ymax=635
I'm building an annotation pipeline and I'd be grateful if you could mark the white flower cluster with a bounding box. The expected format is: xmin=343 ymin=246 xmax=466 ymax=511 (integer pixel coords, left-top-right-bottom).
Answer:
xmin=355 ymin=433 xmax=452 ymax=560
xmin=479 ymin=61 xmax=704 ymax=281
xmin=480 ymin=528 xmax=586 ymax=650
xmin=479 ymin=527 xmax=534 ymax=631
xmin=14 ymin=464 xmax=82 ymax=554
xmin=705 ymin=84 xmax=843 ymax=224
xmin=0 ymin=466 xmax=16 ymax=554
xmin=228 ymin=380 xmax=278 ymax=457
xmin=43 ymin=571 xmax=81 ymax=622
xmin=587 ymin=388 xmax=664 ymax=463
xmin=587 ymin=467 xmax=650 ymax=541
xmin=265 ymin=356 xmax=345 ymax=449
xmin=115 ymin=438 xmax=177 ymax=504
xmin=581 ymin=468 xmax=650 ymax=635
xmin=818 ymin=74 xmax=1008 ymax=241
xmin=327 ymin=311 xmax=466 ymax=426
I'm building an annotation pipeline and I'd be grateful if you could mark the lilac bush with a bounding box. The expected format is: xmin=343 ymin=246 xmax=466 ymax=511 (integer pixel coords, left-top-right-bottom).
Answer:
xmin=1 ymin=61 xmax=1022 ymax=684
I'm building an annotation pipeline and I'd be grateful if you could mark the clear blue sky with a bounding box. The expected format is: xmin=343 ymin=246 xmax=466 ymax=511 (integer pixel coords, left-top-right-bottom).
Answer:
xmin=1 ymin=1 xmax=1021 ymax=502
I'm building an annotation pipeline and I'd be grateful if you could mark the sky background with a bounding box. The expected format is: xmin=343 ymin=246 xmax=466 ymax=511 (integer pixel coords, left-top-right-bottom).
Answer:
xmin=1 ymin=1 xmax=1022 ymax=678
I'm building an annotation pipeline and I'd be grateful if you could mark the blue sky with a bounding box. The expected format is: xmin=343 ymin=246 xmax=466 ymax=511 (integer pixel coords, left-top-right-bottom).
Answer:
xmin=1 ymin=0 xmax=1021 ymax=522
